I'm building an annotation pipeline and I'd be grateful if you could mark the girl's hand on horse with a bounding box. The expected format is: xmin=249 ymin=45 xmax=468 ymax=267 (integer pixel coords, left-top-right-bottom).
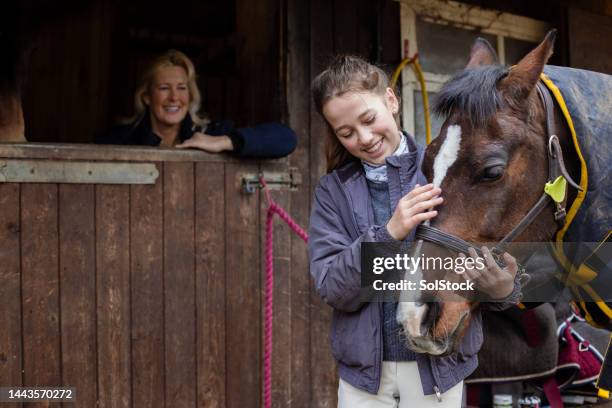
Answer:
xmin=175 ymin=132 xmax=234 ymax=152
xmin=386 ymin=183 xmax=443 ymax=241
xmin=459 ymin=247 xmax=518 ymax=300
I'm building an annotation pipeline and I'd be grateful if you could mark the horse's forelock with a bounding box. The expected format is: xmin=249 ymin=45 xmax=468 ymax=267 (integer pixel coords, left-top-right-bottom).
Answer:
xmin=433 ymin=65 xmax=509 ymax=127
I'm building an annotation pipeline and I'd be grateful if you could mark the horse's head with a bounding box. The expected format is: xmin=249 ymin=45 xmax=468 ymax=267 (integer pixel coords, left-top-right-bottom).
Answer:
xmin=398 ymin=30 xmax=576 ymax=356
xmin=424 ymin=30 xmax=563 ymax=244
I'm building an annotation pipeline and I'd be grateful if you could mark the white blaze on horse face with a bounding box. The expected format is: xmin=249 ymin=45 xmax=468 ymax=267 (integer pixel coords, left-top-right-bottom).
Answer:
xmin=433 ymin=124 xmax=462 ymax=188
xmin=397 ymin=240 xmax=428 ymax=338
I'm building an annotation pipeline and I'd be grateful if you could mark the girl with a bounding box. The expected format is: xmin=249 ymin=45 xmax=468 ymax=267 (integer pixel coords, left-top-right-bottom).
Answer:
xmin=308 ymin=55 xmax=520 ymax=407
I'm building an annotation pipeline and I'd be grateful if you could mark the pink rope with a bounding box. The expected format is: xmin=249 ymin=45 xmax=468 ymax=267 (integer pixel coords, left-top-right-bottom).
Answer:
xmin=261 ymin=177 xmax=308 ymax=408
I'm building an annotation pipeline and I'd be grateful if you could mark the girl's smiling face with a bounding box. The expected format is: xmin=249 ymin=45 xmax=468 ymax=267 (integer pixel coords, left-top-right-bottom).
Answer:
xmin=322 ymin=88 xmax=401 ymax=165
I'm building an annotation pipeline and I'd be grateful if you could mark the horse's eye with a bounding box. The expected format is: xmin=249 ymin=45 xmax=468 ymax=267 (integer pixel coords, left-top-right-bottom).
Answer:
xmin=482 ymin=165 xmax=505 ymax=180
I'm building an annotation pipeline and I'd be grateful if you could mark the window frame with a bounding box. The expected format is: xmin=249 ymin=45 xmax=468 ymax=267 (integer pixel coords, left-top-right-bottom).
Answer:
xmin=398 ymin=0 xmax=550 ymax=139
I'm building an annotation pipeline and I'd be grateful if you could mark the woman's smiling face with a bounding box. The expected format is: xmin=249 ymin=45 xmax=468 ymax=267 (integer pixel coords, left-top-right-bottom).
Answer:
xmin=145 ymin=65 xmax=190 ymax=129
xmin=322 ymin=88 xmax=401 ymax=165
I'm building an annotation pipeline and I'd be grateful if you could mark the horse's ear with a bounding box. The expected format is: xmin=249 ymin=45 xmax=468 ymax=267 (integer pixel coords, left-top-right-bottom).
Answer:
xmin=501 ymin=29 xmax=556 ymax=99
xmin=466 ymin=38 xmax=498 ymax=68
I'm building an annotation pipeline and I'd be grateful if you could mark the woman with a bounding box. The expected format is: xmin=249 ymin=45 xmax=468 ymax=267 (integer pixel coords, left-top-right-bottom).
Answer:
xmin=308 ymin=55 xmax=521 ymax=407
xmin=96 ymin=49 xmax=297 ymax=158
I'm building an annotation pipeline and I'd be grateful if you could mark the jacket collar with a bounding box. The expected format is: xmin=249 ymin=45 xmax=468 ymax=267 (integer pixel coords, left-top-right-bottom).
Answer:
xmin=385 ymin=132 xmax=419 ymax=168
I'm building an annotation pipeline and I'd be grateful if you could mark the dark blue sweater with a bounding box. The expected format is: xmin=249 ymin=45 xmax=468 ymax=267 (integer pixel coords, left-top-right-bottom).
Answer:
xmin=366 ymin=178 xmax=417 ymax=362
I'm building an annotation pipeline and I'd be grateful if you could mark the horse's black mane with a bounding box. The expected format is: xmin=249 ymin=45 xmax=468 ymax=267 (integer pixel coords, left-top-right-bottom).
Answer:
xmin=433 ymin=65 xmax=509 ymax=127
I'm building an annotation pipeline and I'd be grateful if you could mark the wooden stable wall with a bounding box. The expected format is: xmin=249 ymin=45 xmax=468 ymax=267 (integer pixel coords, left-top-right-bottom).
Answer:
xmin=0 ymin=144 xmax=300 ymax=408
xmin=21 ymin=0 xmax=281 ymax=144
xmin=284 ymin=0 xmax=402 ymax=406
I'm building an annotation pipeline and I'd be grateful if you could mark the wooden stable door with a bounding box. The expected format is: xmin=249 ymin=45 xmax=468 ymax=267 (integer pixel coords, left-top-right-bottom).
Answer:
xmin=0 ymin=143 xmax=304 ymax=408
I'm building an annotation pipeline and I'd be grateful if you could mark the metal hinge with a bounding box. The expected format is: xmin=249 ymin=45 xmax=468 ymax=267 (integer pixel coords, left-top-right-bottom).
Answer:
xmin=0 ymin=159 xmax=158 ymax=184
xmin=241 ymin=167 xmax=302 ymax=194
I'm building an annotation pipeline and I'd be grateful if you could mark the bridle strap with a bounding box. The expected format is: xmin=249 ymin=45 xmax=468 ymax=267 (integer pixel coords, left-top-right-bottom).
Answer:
xmin=494 ymin=81 xmax=559 ymax=250
xmin=537 ymin=82 xmax=560 ymax=183
xmin=493 ymin=193 xmax=550 ymax=252
xmin=415 ymin=225 xmax=483 ymax=256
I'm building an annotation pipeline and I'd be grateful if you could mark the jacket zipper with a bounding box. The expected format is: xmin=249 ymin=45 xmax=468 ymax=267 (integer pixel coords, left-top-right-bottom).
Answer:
xmin=430 ymin=357 xmax=443 ymax=402
xmin=433 ymin=385 xmax=442 ymax=402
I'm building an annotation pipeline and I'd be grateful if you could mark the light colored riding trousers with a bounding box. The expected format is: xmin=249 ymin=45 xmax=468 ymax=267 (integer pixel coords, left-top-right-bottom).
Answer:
xmin=338 ymin=361 xmax=464 ymax=408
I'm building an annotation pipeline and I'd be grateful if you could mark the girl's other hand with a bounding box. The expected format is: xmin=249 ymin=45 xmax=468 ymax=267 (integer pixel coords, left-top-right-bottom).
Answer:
xmin=459 ymin=247 xmax=518 ymax=300
xmin=386 ymin=183 xmax=442 ymax=241
xmin=175 ymin=132 xmax=234 ymax=152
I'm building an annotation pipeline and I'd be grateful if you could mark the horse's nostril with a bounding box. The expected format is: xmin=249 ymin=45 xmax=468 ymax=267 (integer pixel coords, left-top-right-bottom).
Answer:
xmin=420 ymin=301 xmax=440 ymax=335
xmin=397 ymin=302 xmax=430 ymax=338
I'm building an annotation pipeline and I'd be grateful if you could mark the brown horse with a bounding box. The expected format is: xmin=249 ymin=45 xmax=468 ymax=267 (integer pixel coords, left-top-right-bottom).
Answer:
xmin=396 ymin=30 xmax=585 ymax=356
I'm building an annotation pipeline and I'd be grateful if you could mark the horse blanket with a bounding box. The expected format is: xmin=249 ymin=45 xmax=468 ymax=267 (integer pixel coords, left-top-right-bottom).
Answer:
xmin=469 ymin=66 xmax=612 ymax=384
xmin=541 ymin=65 xmax=612 ymax=247
xmin=542 ymin=66 xmax=612 ymax=327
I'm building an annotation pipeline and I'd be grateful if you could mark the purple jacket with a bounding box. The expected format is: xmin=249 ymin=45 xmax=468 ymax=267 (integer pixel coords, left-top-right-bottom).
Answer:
xmin=308 ymin=135 xmax=520 ymax=395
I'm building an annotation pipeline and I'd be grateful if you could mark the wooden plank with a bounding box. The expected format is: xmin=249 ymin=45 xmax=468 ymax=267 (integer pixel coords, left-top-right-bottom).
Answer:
xmin=309 ymin=303 xmax=337 ymax=407
xmin=195 ymin=162 xmax=226 ymax=408
xmin=0 ymin=143 xmax=279 ymax=164
xmin=0 ymin=159 xmax=158 ymax=184
xmin=310 ymin=0 xmax=335 ymax=183
xmin=58 ymin=3 xmax=90 ymax=144
xmin=59 ymin=184 xmax=97 ymax=408
xmin=287 ymin=0 xmax=313 ymax=404
xmin=334 ymin=0 xmax=359 ymax=54
xmin=130 ymin=165 xmax=164 ymax=408
xmin=21 ymin=18 xmax=61 ymax=143
xmin=357 ymin=0 xmax=376 ymax=61
xmin=96 ymin=185 xmax=131 ymax=408
xmin=235 ymin=0 xmax=280 ymax=124
xmin=21 ymin=184 xmax=62 ymax=395
xmin=380 ymin=0 xmax=401 ymax=66
xmin=260 ymin=163 xmax=292 ymax=408
xmin=0 ymin=184 xmax=22 ymax=398
xmin=225 ymin=162 xmax=261 ymax=407
xmin=163 ymin=162 xmax=196 ymax=408
xmin=569 ymin=7 xmax=612 ymax=74
xmin=85 ymin=0 xmax=114 ymax=143
xmin=310 ymin=0 xmax=339 ymax=405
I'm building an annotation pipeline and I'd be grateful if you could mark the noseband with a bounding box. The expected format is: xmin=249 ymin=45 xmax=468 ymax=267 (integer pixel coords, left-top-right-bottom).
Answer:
xmin=415 ymin=81 xmax=582 ymax=268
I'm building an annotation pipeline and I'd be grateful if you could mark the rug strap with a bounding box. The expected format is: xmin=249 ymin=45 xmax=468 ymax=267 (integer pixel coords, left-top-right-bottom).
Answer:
xmin=542 ymin=376 xmax=563 ymax=408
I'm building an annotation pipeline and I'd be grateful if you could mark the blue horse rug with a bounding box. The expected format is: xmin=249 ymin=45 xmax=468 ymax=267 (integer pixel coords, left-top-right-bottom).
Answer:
xmin=541 ymin=66 xmax=612 ymax=327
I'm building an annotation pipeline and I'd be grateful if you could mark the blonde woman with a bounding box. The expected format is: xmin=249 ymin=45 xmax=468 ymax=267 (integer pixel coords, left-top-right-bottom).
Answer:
xmin=96 ymin=50 xmax=296 ymax=158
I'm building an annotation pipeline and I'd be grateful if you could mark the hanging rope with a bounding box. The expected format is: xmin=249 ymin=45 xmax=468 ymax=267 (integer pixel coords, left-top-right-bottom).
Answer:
xmin=261 ymin=176 xmax=308 ymax=408
xmin=391 ymin=53 xmax=432 ymax=145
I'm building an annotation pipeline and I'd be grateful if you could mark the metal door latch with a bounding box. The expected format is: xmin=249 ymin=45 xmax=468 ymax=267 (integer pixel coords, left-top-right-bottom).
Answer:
xmin=242 ymin=167 xmax=302 ymax=193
